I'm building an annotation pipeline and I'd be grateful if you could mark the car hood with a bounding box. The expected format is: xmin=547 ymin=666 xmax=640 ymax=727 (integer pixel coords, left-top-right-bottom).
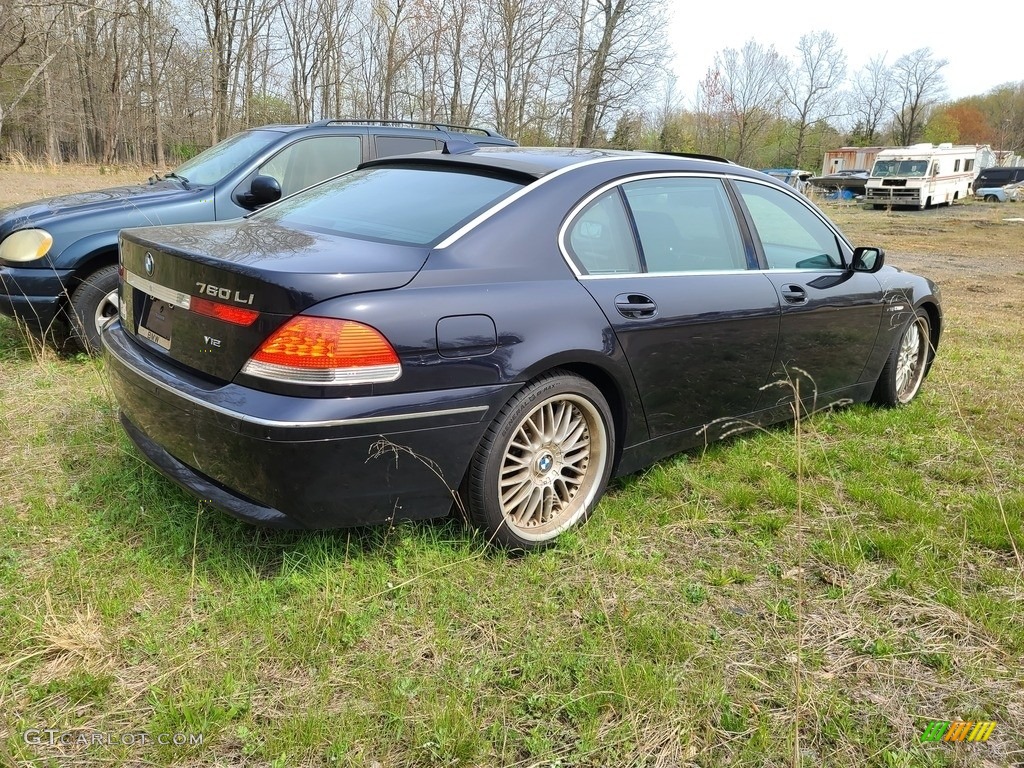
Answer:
xmin=0 ymin=180 xmax=200 ymax=237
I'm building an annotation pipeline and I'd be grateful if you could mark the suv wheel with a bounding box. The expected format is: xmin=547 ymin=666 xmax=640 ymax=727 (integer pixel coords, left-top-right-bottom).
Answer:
xmin=69 ymin=265 xmax=119 ymax=353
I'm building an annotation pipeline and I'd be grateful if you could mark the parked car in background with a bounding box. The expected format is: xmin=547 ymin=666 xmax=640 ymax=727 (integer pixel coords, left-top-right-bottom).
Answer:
xmin=809 ymin=169 xmax=870 ymax=199
xmin=761 ymin=168 xmax=813 ymax=194
xmin=0 ymin=120 xmax=516 ymax=352
xmin=972 ymin=166 xmax=1024 ymax=195
xmin=102 ymin=146 xmax=942 ymax=550
xmin=977 ymin=182 xmax=1024 ymax=203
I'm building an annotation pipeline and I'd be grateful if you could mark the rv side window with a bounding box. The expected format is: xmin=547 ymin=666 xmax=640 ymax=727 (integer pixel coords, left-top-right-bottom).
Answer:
xmin=932 ymin=163 xmax=939 ymax=177
xmin=965 ymin=159 xmax=974 ymax=172
xmin=954 ymin=160 xmax=961 ymax=172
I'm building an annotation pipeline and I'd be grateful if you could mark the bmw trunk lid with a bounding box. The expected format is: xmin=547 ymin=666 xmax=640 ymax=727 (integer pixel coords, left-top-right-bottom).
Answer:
xmin=118 ymin=219 xmax=426 ymax=381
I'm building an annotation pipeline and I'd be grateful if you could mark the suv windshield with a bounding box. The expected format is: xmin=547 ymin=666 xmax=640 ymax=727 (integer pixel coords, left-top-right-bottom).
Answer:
xmin=255 ymin=166 xmax=525 ymax=246
xmin=172 ymin=129 xmax=282 ymax=186
xmin=872 ymin=160 xmax=929 ymax=178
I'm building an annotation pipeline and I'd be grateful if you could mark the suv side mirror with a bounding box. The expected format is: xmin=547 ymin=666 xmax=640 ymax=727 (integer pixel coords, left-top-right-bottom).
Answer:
xmin=851 ymin=246 xmax=885 ymax=273
xmin=242 ymin=175 xmax=282 ymax=209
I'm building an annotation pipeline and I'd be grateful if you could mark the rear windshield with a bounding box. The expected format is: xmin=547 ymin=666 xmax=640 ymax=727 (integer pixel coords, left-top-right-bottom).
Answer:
xmin=254 ymin=166 xmax=525 ymax=246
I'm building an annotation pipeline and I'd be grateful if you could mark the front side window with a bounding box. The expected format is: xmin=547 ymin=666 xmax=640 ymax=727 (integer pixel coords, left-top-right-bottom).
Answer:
xmin=259 ymin=136 xmax=362 ymax=197
xmin=172 ymin=129 xmax=282 ymax=186
xmin=622 ymin=177 xmax=746 ymax=272
xmin=735 ymin=180 xmax=843 ymax=270
xmin=255 ymin=166 xmax=524 ymax=246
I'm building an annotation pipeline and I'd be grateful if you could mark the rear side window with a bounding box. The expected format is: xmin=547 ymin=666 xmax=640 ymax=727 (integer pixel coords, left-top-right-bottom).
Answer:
xmin=255 ymin=167 xmax=524 ymax=246
xmin=622 ymin=177 xmax=745 ymax=272
xmin=566 ymin=190 xmax=640 ymax=274
xmin=375 ymin=136 xmax=441 ymax=157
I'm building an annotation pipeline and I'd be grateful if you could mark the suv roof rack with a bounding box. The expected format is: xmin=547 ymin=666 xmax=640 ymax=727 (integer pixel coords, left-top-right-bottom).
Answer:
xmin=310 ymin=118 xmax=498 ymax=137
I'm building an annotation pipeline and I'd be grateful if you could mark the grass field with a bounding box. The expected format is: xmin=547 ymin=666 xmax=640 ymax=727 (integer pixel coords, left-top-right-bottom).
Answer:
xmin=1 ymin=167 xmax=1022 ymax=767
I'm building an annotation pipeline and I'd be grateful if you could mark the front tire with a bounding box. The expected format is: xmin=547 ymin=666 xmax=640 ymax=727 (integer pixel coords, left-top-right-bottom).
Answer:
xmin=872 ymin=309 xmax=931 ymax=406
xmin=69 ymin=265 xmax=119 ymax=353
xmin=467 ymin=371 xmax=614 ymax=550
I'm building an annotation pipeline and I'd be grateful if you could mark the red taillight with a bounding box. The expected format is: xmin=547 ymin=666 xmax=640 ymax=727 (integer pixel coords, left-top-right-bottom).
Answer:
xmin=191 ymin=296 xmax=259 ymax=326
xmin=241 ymin=316 xmax=401 ymax=385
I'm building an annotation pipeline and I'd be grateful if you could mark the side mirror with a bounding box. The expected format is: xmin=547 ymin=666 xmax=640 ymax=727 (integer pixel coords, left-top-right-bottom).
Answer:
xmin=851 ymin=246 xmax=885 ymax=273
xmin=242 ymin=175 xmax=282 ymax=208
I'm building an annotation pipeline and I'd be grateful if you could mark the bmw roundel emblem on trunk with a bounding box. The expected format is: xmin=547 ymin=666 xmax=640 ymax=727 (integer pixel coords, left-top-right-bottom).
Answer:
xmin=144 ymin=251 xmax=154 ymax=275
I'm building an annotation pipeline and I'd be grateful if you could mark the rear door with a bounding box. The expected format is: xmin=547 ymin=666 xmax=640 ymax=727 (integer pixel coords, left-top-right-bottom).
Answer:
xmin=569 ymin=175 xmax=781 ymax=438
xmin=732 ymin=179 xmax=884 ymax=402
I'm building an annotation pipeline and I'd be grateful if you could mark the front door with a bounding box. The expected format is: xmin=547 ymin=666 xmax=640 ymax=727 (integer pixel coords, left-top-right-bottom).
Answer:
xmin=732 ymin=179 xmax=884 ymax=406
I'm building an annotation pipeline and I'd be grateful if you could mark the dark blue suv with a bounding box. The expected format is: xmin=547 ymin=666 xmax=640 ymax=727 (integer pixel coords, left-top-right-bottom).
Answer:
xmin=0 ymin=120 xmax=515 ymax=351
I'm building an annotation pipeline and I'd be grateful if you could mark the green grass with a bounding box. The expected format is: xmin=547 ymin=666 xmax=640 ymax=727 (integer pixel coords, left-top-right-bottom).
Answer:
xmin=2 ymin=215 xmax=1023 ymax=765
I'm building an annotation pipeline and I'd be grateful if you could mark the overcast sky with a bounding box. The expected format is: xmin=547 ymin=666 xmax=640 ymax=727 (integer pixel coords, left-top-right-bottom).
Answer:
xmin=666 ymin=1 xmax=1015 ymax=106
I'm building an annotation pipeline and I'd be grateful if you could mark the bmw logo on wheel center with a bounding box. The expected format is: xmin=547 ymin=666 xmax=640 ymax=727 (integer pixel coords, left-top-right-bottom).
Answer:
xmin=144 ymin=251 xmax=154 ymax=276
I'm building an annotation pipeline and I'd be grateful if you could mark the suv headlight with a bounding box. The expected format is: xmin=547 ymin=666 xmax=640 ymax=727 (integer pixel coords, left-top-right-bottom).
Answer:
xmin=0 ymin=229 xmax=53 ymax=263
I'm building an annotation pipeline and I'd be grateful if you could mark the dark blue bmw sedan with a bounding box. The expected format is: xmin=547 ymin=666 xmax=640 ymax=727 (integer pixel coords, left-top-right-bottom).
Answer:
xmin=102 ymin=147 xmax=942 ymax=549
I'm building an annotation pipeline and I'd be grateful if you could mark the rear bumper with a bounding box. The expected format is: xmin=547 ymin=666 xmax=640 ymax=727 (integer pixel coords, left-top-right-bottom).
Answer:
xmin=102 ymin=319 xmax=516 ymax=529
xmin=0 ymin=264 xmax=74 ymax=328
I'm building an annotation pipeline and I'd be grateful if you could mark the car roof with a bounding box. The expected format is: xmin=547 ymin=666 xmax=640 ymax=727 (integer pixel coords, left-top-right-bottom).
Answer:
xmin=246 ymin=120 xmax=516 ymax=142
xmin=360 ymin=145 xmax=739 ymax=180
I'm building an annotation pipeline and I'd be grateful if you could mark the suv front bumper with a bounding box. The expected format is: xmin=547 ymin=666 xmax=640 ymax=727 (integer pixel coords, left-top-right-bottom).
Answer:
xmin=0 ymin=264 xmax=76 ymax=328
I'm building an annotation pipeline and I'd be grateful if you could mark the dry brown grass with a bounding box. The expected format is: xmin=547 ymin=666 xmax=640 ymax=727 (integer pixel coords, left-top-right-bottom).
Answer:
xmin=0 ymin=163 xmax=150 ymax=207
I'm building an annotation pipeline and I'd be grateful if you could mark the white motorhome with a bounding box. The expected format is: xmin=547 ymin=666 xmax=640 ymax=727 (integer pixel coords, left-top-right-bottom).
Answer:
xmin=865 ymin=143 xmax=985 ymax=209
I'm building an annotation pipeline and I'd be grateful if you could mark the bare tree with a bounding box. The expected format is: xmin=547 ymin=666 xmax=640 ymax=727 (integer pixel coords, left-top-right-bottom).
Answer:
xmin=0 ymin=0 xmax=61 ymax=145
xmin=706 ymin=39 xmax=785 ymax=165
xmin=779 ymin=30 xmax=846 ymax=168
xmin=424 ymin=0 xmax=489 ymax=125
xmin=889 ymin=47 xmax=947 ymax=146
xmin=195 ymin=0 xmax=277 ymax=141
xmin=848 ymin=54 xmax=893 ymax=145
xmin=485 ymin=0 xmax=559 ymax=138
xmin=281 ymin=0 xmax=327 ymax=121
xmin=572 ymin=0 xmax=665 ymax=147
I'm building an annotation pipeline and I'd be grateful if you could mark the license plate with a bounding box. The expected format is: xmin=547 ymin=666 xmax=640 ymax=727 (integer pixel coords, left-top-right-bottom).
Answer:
xmin=139 ymin=297 xmax=174 ymax=350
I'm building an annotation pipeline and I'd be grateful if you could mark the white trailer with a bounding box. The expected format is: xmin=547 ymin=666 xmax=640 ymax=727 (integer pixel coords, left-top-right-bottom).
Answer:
xmin=864 ymin=143 xmax=986 ymax=209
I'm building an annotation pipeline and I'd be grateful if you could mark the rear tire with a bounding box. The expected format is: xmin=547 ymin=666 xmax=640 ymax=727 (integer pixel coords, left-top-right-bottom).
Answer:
xmin=467 ymin=371 xmax=614 ymax=550
xmin=872 ymin=309 xmax=931 ymax=407
xmin=69 ymin=264 xmax=119 ymax=354
xmin=984 ymin=194 xmax=997 ymax=202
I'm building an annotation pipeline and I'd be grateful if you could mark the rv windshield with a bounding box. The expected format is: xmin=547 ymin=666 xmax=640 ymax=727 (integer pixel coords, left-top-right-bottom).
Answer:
xmin=872 ymin=160 xmax=930 ymax=178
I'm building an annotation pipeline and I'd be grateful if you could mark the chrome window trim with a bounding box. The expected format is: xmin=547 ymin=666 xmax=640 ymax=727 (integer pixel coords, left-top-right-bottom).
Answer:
xmin=106 ymin=341 xmax=488 ymax=429
xmin=579 ymin=268 xmax=757 ymax=281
